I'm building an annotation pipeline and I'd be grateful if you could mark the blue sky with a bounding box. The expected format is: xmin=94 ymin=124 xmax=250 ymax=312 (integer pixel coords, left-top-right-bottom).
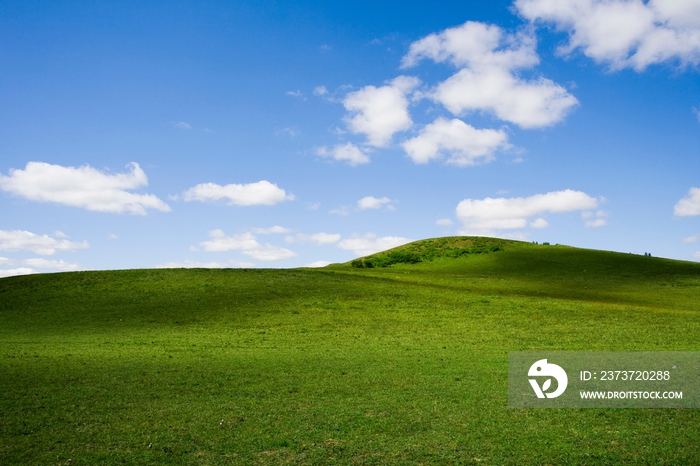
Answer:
xmin=1 ymin=0 xmax=699 ymax=275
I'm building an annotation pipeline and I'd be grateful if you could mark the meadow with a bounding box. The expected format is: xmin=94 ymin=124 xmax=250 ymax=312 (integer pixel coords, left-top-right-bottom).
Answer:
xmin=1 ymin=237 xmax=700 ymax=464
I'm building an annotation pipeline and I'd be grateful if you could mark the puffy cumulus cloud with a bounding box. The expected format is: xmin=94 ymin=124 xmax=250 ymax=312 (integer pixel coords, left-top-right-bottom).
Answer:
xmin=0 ymin=230 xmax=89 ymax=255
xmin=693 ymin=251 xmax=700 ymax=259
xmin=674 ymin=187 xmax=700 ymax=216
xmin=402 ymin=117 xmax=510 ymax=166
xmin=402 ymin=21 xmax=539 ymax=69
xmin=402 ymin=21 xmax=578 ymax=128
xmin=154 ymin=259 xmax=255 ymax=269
xmin=357 ymin=196 xmax=393 ymax=210
xmin=343 ymin=76 xmax=421 ymax=147
xmin=315 ymin=143 xmax=370 ymax=166
xmin=529 ymin=218 xmax=549 ymax=228
xmin=251 ymin=226 xmax=291 ymax=234
xmin=515 ymin=0 xmax=700 ymax=71
xmin=289 ymin=233 xmax=342 ymax=245
xmin=0 ymin=162 xmax=170 ymax=215
xmin=456 ymin=189 xmax=599 ymax=233
xmin=182 ymin=181 xmax=293 ymax=206
xmin=197 ymin=229 xmax=297 ymax=262
xmin=304 ymin=260 xmax=332 ymax=268
xmin=337 ymin=233 xmax=413 ymax=257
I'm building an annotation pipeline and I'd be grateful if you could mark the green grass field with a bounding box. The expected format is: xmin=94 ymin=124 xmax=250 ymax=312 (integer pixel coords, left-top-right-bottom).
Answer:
xmin=2 ymin=237 xmax=700 ymax=464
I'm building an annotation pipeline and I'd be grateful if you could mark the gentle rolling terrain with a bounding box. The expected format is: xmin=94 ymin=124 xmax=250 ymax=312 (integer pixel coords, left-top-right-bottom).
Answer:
xmin=1 ymin=237 xmax=700 ymax=464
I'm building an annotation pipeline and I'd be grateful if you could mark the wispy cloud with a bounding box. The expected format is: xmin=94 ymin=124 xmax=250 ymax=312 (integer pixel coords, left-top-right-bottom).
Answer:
xmin=197 ymin=229 xmax=297 ymax=261
xmin=251 ymin=226 xmax=291 ymax=234
xmin=286 ymin=90 xmax=306 ymax=100
xmin=683 ymin=233 xmax=700 ymax=243
xmin=304 ymin=260 xmax=332 ymax=268
xmin=337 ymin=233 xmax=412 ymax=256
xmin=287 ymin=233 xmax=341 ymax=245
xmin=316 ymin=143 xmax=370 ymax=166
xmin=154 ymin=259 xmax=255 ymax=269
xmin=0 ymin=256 xmax=79 ymax=271
xmin=173 ymin=121 xmax=192 ymax=130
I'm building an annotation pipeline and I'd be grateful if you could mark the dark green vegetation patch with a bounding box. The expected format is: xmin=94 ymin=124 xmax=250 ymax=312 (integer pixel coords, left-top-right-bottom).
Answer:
xmin=1 ymin=237 xmax=700 ymax=464
xmin=350 ymin=236 xmax=505 ymax=268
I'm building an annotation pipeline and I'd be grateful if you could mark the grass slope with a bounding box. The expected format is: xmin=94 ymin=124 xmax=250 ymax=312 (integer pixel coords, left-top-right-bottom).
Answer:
xmin=1 ymin=237 xmax=700 ymax=464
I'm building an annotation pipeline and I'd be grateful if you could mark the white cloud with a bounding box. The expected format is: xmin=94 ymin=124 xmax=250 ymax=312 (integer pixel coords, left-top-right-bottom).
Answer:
xmin=286 ymin=90 xmax=305 ymax=99
xmin=0 ymin=230 xmax=89 ymax=255
xmin=174 ymin=121 xmax=192 ymax=130
xmin=182 ymin=181 xmax=294 ymax=206
xmin=582 ymin=209 xmax=608 ymax=227
xmin=329 ymin=206 xmax=350 ymax=216
xmin=402 ymin=21 xmax=578 ymax=128
xmin=530 ymin=218 xmax=549 ymax=228
xmin=0 ymin=162 xmax=171 ymax=215
xmin=251 ymin=226 xmax=291 ymax=234
xmin=315 ymin=143 xmax=370 ymax=166
xmin=22 ymin=258 xmax=79 ymax=271
xmin=674 ymin=187 xmax=700 ymax=216
xmin=277 ymin=127 xmax=300 ymax=138
xmin=54 ymin=230 xmax=66 ymax=238
xmin=343 ymin=76 xmax=421 ymax=147
xmin=693 ymin=251 xmax=700 ymax=259
xmin=456 ymin=189 xmax=599 ymax=233
xmin=0 ymin=257 xmax=79 ymax=271
xmin=197 ymin=229 xmax=297 ymax=262
xmin=436 ymin=218 xmax=453 ymax=226
xmin=154 ymin=259 xmax=255 ymax=269
xmin=291 ymin=233 xmax=342 ymax=245
xmin=402 ymin=117 xmax=510 ymax=166
xmin=108 ymin=234 xmax=119 ymax=240
xmin=337 ymin=233 xmax=413 ymax=257
xmin=357 ymin=196 xmax=393 ymax=210
xmin=0 ymin=268 xmax=36 ymax=278
xmin=304 ymin=260 xmax=332 ymax=268
xmin=585 ymin=218 xmax=607 ymax=228
xmin=683 ymin=233 xmax=700 ymax=243
xmin=515 ymin=0 xmax=700 ymax=71
xmin=313 ymin=86 xmax=329 ymax=96
xmin=306 ymin=202 xmax=320 ymax=210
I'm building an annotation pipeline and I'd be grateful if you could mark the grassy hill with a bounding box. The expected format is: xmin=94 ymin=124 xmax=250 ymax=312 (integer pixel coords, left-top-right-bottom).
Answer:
xmin=1 ymin=237 xmax=700 ymax=464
